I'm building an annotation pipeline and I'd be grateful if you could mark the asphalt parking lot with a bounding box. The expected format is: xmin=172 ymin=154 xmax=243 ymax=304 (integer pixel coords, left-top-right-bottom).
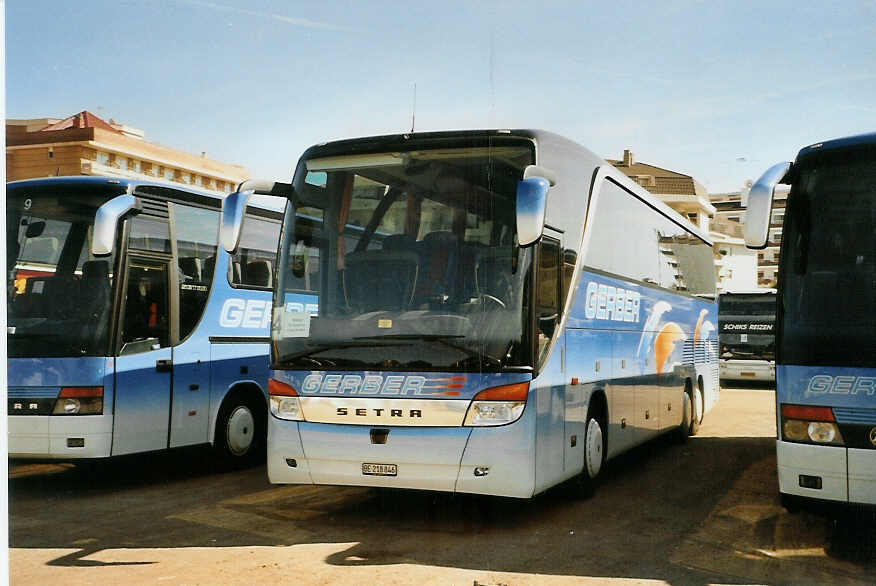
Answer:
xmin=9 ymin=387 xmax=875 ymax=585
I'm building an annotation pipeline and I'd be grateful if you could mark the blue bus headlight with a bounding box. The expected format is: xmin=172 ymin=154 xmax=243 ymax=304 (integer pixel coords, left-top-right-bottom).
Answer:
xmin=269 ymin=378 xmax=303 ymax=421
xmin=464 ymin=382 xmax=529 ymax=427
xmin=780 ymin=404 xmax=844 ymax=445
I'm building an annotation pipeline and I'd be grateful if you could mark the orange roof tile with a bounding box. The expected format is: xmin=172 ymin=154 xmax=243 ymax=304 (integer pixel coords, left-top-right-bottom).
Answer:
xmin=40 ymin=110 xmax=122 ymax=133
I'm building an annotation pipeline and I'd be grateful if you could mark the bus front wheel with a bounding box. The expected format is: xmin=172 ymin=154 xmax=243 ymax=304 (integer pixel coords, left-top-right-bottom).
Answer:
xmin=577 ymin=409 xmax=606 ymax=496
xmin=215 ymin=393 xmax=266 ymax=466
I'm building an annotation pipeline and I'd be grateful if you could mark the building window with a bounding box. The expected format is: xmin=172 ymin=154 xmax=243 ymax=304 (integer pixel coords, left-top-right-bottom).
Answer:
xmin=96 ymin=151 xmax=110 ymax=166
xmin=163 ymin=167 xmax=174 ymax=181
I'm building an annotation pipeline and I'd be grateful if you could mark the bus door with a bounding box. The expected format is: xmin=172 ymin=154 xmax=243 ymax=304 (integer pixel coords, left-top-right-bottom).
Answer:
xmin=112 ymin=256 xmax=174 ymax=455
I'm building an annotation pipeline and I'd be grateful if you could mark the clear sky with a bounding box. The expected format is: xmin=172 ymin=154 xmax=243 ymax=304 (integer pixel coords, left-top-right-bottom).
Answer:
xmin=6 ymin=0 xmax=876 ymax=192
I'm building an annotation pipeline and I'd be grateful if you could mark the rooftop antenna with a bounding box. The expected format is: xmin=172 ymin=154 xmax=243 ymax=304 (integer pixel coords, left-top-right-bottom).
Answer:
xmin=410 ymin=83 xmax=417 ymax=133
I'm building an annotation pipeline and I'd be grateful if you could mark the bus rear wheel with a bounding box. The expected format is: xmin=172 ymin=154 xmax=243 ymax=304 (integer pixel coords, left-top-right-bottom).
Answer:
xmin=215 ymin=393 xmax=265 ymax=467
xmin=677 ymin=388 xmax=693 ymax=443
xmin=691 ymin=382 xmax=703 ymax=436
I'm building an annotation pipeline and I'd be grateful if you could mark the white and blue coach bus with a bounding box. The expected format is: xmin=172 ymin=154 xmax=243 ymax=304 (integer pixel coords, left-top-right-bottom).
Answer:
xmin=7 ymin=176 xmax=284 ymax=464
xmin=222 ymin=130 xmax=719 ymax=497
xmin=745 ymin=133 xmax=875 ymax=507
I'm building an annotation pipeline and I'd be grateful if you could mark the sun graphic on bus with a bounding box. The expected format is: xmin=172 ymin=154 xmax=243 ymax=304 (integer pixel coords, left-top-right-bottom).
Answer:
xmin=654 ymin=322 xmax=685 ymax=374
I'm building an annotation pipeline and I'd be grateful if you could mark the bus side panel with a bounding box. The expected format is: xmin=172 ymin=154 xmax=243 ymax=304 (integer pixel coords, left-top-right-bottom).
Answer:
xmin=533 ymin=337 xmax=573 ymax=494
xmin=208 ymin=342 xmax=270 ymax=441
xmin=848 ymin=449 xmax=876 ymax=505
xmin=169 ymin=338 xmax=210 ymax=448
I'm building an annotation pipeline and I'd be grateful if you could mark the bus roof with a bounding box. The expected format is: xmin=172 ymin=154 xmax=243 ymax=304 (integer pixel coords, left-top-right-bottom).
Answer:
xmin=298 ymin=129 xmax=713 ymax=246
xmin=798 ymin=131 xmax=876 ymax=159
xmin=7 ymin=175 xmax=286 ymax=214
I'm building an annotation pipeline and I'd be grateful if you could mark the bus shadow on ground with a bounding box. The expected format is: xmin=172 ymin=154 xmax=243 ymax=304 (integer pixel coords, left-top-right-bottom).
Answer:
xmin=10 ymin=435 xmax=874 ymax=583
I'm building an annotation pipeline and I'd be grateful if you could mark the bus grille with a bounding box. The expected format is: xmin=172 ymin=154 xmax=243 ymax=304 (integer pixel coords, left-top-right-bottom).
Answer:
xmin=832 ymin=407 xmax=876 ymax=426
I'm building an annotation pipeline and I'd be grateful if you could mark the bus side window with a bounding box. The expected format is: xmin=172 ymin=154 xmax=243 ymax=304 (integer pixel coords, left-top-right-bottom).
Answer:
xmin=120 ymin=263 xmax=170 ymax=354
xmin=172 ymin=204 xmax=219 ymax=340
xmin=229 ymin=214 xmax=281 ymax=289
xmin=536 ymin=237 xmax=561 ymax=361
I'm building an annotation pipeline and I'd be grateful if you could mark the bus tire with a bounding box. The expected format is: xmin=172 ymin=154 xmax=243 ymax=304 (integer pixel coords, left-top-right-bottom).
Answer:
xmin=677 ymin=386 xmax=693 ymax=443
xmin=577 ymin=405 xmax=606 ymax=496
xmin=691 ymin=379 xmax=703 ymax=436
xmin=214 ymin=391 xmax=266 ymax=467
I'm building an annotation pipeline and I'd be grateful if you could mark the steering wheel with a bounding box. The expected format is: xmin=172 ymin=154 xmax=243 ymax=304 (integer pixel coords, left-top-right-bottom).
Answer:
xmin=478 ymin=293 xmax=506 ymax=309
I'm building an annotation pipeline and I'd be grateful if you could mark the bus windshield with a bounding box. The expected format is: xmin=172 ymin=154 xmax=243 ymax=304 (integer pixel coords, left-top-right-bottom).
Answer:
xmin=719 ymin=293 xmax=775 ymax=316
xmin=6 ymin=184 xmax=119 ymax=357
xmin=778 ymin=147 xmax=876 ymax=367
xmin=274 ymin=142 xmax=535 ymax=371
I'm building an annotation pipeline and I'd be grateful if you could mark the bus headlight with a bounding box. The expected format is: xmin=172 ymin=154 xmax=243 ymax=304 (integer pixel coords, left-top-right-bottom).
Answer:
xmin=780 ymin=404 xmax=844 ymax=446
xmin=52 ymin=387 xmax=103 ymax=415
xmin=464 ymin=382 xmax=529 ymax=427
xmin=269 ymin=378 xmax=304 ymax=421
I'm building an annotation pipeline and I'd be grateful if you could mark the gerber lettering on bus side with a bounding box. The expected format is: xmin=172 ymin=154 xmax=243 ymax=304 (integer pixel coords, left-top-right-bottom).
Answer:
xmin=584 ymin=281 xmax=641 ymax=322
xmin=807 ymin=375 xmax=876 ymax=395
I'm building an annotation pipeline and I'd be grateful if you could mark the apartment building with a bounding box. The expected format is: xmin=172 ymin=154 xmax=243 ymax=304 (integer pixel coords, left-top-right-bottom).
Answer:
xmin=6 ymin=110 xmax=249 ymax=193
xmin=710 ymin=186 xmax=788 ymax=287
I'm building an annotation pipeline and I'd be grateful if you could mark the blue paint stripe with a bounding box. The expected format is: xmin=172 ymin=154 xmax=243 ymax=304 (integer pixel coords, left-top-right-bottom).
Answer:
xmin=833 ymin=407 xmax=876 ymax=425
xmin=7 ymin=388 xmax=60 ymax=398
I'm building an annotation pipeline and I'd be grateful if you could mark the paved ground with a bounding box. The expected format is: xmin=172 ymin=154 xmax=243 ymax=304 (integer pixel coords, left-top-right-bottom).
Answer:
xmin=9 ymin=387 xmax=875 ymax=585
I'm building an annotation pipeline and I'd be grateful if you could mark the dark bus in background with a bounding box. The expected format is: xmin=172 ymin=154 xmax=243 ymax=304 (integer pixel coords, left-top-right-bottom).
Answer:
xmin=718 ymin=288 xmax=776 ymax=382
xmin=745 ymin=132 xmax=875 ymax=508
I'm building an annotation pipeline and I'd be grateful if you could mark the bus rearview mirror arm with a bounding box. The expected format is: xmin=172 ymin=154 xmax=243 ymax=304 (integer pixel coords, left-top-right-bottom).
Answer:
xmin=91 ymin=193 xmax=139 ymax=256
xmin=221 ymin=180 xmax=294 ymax=253
xmin=517 ymin=165 xmax=556 ymax=247
xmin=220 ymin=190 xmax=252 ymax=254
xmin=744 ymin=162 xmax=791 ymax=250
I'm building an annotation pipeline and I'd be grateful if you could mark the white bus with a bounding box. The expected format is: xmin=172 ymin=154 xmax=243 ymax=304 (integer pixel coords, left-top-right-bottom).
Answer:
xmin=223 ymin=130 xmax=720 ymax=497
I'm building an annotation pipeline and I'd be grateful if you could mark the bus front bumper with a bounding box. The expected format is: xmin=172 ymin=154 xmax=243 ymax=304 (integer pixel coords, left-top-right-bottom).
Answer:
xmin=777 ymin=440 xmax=876 ymax=505
xmin=8 ymin=415 xmax=113 ymax=459
xmin=720 ymin=359 xmax=775 ymax=382
xmin=267 ymin=416 xmax=537 ymax=498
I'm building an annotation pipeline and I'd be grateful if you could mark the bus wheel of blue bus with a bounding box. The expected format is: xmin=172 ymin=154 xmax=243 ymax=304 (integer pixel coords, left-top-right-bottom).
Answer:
xmin=677 ymin=389 xmax=693 ymax=443
xmin=578 ymin=406 xmax=606 ymax=495
xmin=689 ymin=382 xmax=701 ymax=436
xmin=215 ymin=392 xmax=265 ymax=465
xmin=691 ymin=379 xmax=704 ymax=434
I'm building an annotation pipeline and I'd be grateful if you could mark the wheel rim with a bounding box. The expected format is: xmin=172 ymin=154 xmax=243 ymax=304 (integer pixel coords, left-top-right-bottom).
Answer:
xmin=585 ymin=418 xmax=604 ymax=478
xmin=695 ymin=387 xmax=704 ymax=424
xmin=226 ymin=405 xmax=255 ymax=456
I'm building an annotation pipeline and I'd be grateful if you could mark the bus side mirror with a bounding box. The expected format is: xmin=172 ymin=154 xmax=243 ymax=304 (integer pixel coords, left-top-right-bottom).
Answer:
xmin=221 ymin=179 xmax=293 ymax=253
xmin=220 ymin=190 xmax=251 ymax=254
xmin=92 ymin=194 xmax=138 ymax=256
xmin=517 ymin=165 xmax=556 ymax=247
xmin=744 ymin=162 xmax=791 ymax=249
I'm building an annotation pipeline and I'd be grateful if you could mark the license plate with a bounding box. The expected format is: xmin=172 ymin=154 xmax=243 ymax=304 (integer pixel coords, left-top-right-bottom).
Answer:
xmin=741 ymin=372 xmax=756 ymax=377
xmin=362 ymin=463 xmax=397 ymax=476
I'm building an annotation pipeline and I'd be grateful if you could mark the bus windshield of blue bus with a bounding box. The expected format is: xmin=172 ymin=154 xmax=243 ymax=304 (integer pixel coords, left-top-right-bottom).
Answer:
xmin=6 ymin=185 xmax=120 ymax=357
xmin=276 ymin=143 xmax=536 ymax=371
xmin=779 ymin=146 xmax=875 ymax=367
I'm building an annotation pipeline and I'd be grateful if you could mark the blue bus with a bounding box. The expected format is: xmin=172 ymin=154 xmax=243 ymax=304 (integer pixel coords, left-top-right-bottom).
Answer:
xmin=745 ymin=133 xmax=875 ymax=507
xmin=7 ymin=176 xmax=282 ymax=464
xmin=222 ymin=130 xmax=719 ymax=497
